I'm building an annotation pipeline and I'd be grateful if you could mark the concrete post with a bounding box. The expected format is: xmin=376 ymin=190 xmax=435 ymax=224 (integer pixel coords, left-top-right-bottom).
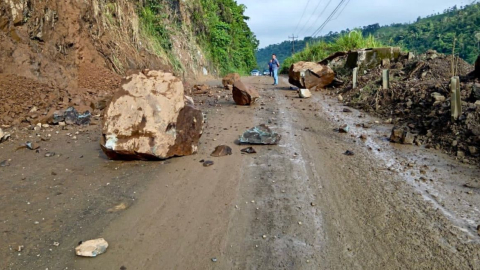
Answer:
xmin=451 ymin=76 xmax=462 ymax=121
xmin=382 ymin=69 xmax=390 ymax=90
xmin=352 ymin=68 xmax=358 ymax=89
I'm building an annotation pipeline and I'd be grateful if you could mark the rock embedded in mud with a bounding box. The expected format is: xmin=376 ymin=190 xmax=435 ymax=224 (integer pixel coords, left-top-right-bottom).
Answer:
xmin=298 ymin=89 xmax=312 ymax=98
xmin=232 ymin=80 xmax=260 ymax=105
xmin=75 ymin=238 xmax=108 ymax=257
xmin=390 ymin=127 xmax=404 ymax=143
xmin=100 ymin=70 xmax=204 ymax=160
xmin=241 ymin=147 xmax=257 ymax=154
xmin=211 ymin=145 xmax=233 ymax=157
xmin=239 ymin=124 xmax=281 ymax=145
xmin=222 ymin=73 xmax=240 ymax=89
xmin=339 ymin=124 xmax=349 ymax=133
xmin=288 ymin=61 xmax=335 ymax=91
xmin=203 ymin=160 xmax=214 ymax=167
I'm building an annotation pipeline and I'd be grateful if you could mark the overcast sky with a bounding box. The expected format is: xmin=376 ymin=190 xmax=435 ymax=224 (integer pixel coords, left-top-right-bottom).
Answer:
xmin=236 ymin=0 xmax=473 ymax=48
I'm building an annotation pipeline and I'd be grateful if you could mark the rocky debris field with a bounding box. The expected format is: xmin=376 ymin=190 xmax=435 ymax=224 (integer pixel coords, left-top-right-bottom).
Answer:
xmin=1 ymin=75 xmax=480 ymax=269
xmin=325 ymin=50 xmax=480 ymax=165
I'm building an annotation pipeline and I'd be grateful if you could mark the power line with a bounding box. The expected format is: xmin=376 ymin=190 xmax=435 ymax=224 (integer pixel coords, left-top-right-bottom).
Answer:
xmin=311 ymin=0 xmax=348 ymax=37
xmin=298 ymin=0 xmax=333 ymax=37
xmin=293 ymin=0 xmax=312 ymax=34
xmin=288 ymin=34 xmax=299 ymax=55
xmin=296 ymin=0 xmax=327 ymax=36
xmin=331 ymin=0 xmax=351 ymax=21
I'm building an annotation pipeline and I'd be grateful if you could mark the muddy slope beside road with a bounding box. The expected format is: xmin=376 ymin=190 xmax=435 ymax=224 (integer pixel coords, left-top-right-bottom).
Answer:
xmin=1 ymin=76 xmax=480 ymax=269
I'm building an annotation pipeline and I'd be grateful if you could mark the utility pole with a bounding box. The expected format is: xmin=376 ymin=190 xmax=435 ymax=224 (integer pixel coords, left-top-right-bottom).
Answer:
xmin=288 ymin=34 xmax=299 ymax=55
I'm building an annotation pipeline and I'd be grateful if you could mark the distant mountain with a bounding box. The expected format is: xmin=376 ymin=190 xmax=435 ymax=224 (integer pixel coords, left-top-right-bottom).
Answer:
xmin=256 ymin=2 xmax=480 ymax=66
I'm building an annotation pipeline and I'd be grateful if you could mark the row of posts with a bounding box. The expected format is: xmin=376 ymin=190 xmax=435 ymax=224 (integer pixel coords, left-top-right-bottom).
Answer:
xmin=351 ymin=68 xmax=462 ymax=121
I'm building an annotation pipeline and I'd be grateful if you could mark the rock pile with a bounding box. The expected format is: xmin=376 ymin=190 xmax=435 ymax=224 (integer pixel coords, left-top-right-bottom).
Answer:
xmin=288 ymin=62 xmax=335 ymax=91
xmin=101 ymin=70 xmax=204 ymax=160
xmin=332 ymin=50 xmax=480 ymax=163
xmin=239 ymin=125 xmax=281 ymax=145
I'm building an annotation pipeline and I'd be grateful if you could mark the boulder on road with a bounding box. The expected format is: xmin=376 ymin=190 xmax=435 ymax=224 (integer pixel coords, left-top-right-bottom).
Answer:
xmin=101 ymin=70 xmax=204 ymax=160
xmin=288 ymin=61 xmax=335 ymax=91
xmin=239 ymin=124 xmax=281 ymax=145
xmin=232 ymin=80 xmax=260 ymax=105
xmin=222 ymin=73 xmax=240 ymax=89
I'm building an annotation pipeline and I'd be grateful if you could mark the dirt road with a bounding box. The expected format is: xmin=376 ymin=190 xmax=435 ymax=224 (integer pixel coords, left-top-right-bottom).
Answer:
xmin=1 ymin=76 xmax=480 ymax=269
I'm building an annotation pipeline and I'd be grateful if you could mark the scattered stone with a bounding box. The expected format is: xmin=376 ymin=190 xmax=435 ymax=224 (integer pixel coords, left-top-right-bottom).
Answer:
xmin=262 ymin=235 xmax=267 ymax=239
xmin=431 ymin=92 xmax=445 ymax=105
xmin=339 ymin=124 xmax=349 ymax=133
xmin=288 ymin=61 xmax=335 ymax=91
xmin=0 ymin=160 xmax=10 ymax=167
xmin=344 ymin=150 xmax=355 ymax=156
xmin=239 ymin=124 xmax=281 ymax=145
xmin=232 ymin=80 xmax=260 ymax=105
xmin=338 ymin=94 xmax=344 ymax=102
xmin=0 ymin=128 xmax=10 ymax=143
xmin=469 ymin=146 xmax=478 ymax=155
xmin=211 ymin=257 xmax=218 ymax=262
xmin=241 ymin=147 xmax=257 ymax=154
xmin=75 ymin=238 xmax=109 ymax=257
xmin=359 ymin=134 xmax=367 ymax=140
xmin=53 ymin=242 xmax=60 ymax=247
xmin=18 ymin=245 xmax=24 ymax=252
xmin=101 ymin=70 xmax=204 ymax=160
xmin=211 ymin=145 xmax=233 ymax=157
xmin=193 ymin=84 xmax=210 ymax=94
xmin=107 ymin=202 xmax=128 ymax=213
xmin=26 ymin=141 xmax=40 ymax=150
xmin=402 ymin=132 xmax=415 ymax=145
xmin=298 ymin=89 xmax=312 ymax=98
xmin=203 ymin=160 xmax=214 ymax=167
xmin=45 ymin=152 xmax=55 ymax=157
xmin=343 ymin=108 xmax=352 ymax=113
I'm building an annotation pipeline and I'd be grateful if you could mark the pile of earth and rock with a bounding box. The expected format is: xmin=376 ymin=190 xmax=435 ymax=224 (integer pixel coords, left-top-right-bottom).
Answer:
xmin=286 ymin=47 xmax=480 ymax=165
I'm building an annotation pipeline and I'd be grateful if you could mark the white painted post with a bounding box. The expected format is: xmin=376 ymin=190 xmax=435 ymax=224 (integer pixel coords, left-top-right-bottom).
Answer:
xmin=352 ymin=67 xmax=358 ymax=89
xmin=382 ymin=69 xmax=390 ymax=90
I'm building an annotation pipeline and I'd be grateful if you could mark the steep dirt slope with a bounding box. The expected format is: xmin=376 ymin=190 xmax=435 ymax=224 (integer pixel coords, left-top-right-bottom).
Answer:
xmin=0 ymin=0 xmax=211 ymax=126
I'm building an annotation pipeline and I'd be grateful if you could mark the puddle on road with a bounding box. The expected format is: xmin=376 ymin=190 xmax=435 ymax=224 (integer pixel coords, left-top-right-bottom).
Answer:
xmin=311 ymin=93 xmax=480 ymax=239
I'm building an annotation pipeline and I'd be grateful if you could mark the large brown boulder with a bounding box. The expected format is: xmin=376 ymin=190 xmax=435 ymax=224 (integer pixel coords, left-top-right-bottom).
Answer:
xmin=288 ymin=61 xmax=335 ymax=91
xmin=232 ymin=80 xmax=260 ymax=105
xmin=222 ymin=73 xmax=240 ymax=89
xmin=100 ymin=70 xmax=203 ymax=160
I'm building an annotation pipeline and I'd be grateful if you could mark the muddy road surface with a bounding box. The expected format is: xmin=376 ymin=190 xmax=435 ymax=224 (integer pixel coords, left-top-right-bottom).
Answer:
xmin=1 ymin=76 xmax=480 ymax=269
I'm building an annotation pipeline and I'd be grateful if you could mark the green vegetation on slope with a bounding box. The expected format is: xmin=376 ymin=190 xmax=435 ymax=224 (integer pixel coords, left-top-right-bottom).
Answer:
xmin=139 ymin=0 xmax=258 ymax=76
xmin=373 ymin=3 xmax=480 ymax=64
xmin=193 ymin=0 xmax=259 ymax=75
xmin=281 ymin=31 xmax=383 ymax=73
xmin=258 ymin=2 xmax=480 ymax=69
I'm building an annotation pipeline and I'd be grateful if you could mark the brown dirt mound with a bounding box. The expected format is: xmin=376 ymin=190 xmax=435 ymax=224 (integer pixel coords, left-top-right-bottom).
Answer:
xmin=331 ymin=51 xmax=480 ymax=164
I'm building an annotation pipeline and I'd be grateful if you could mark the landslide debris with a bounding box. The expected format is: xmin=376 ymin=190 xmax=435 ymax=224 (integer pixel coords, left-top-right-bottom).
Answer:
xmin=330 ymin=49 xmax=479 ymax=164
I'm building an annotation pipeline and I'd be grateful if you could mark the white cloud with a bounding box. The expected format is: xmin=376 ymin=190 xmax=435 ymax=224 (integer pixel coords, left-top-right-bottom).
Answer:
xmin=236 ymin=0 xmax=471 ymax=48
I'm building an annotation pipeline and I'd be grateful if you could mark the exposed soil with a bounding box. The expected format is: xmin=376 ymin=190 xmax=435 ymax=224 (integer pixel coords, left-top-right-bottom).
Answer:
xmin=330 ymin=51 xmax=480 ymax=165
xmin=1 ymin=76 xmax=480 ymax=269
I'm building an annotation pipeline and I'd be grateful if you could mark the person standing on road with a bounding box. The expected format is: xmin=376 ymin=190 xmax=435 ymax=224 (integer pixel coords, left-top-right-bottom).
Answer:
xmin=271 ymin=54 xmax=280 ymax=85
xmin=268 ymin=60 xmax=273 ymax=77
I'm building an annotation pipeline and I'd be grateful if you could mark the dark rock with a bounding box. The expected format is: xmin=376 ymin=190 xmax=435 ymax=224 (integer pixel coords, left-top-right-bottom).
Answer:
xmin=239 ymin=124 xmax=281 ymax=145
xmin=203 ymin=160 xmax=214 ymax=167
xmin=343 ymin=108 xmax=352 ymax=113
xmin=64 ymin=107 xmax=78 ymax=125
xmin=45 ymin=152 xmax=55 ymax=157
xmin=241 ymin=147 xmax=257 ymax=154
xmin=0 ymin=160 xmax=10 ymax=167
xmin=211 ymin=145 xmax=233 ymax=157
xmin=390 ymin=127 xmax=404 ymax=143
xmin=344 ymin=150 xmax=354 ymax=156
xmin=232 ymin=80 xmax=260 ymax=105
